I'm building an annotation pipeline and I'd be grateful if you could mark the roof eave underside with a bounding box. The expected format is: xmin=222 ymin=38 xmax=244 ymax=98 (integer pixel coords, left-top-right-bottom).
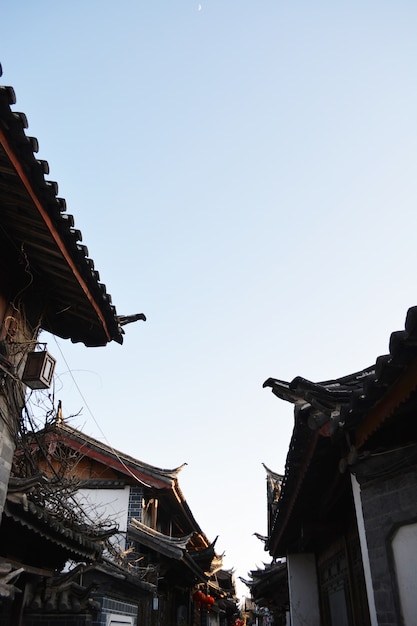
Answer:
xmin=3 ymin=499 xmax=101 ymax=561
xmin=0 ymin=85 xmax=122 ymax=347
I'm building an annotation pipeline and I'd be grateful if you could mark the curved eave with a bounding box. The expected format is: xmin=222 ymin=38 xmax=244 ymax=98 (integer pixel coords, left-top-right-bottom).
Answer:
xmin=264 ymin=306 xmax=417 ymax=557
xmin=129 ymin=518 xmax=194 ymax=560
xmin=0 ymin=84 xmax=123 ymax=346
xmin=262 ymin=463 xmax=284 ymax=483
xmin=49 ymin=423 xmax=181 ymax=489
xmin=4 ymin=498 xmax=102 ymax=562
xmin=45 ymin=431 xmax=171 ymax=490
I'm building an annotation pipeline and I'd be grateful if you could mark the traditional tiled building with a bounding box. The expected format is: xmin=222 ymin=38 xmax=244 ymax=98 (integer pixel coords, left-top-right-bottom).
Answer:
xmin=0 ymin=65 xmax=145 ymax=620
xmin=24 ymin=419 xmax=238 ymax=626
xmin=261 ymin=306 xmax=417 ymax=626
xmin=0 ymin=64 xmax=238 ymax=626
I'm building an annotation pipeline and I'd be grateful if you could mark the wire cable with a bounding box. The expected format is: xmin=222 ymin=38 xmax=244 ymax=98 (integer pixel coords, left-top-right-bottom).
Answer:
xmin=52 ymin=335 xmax=152 ymax=488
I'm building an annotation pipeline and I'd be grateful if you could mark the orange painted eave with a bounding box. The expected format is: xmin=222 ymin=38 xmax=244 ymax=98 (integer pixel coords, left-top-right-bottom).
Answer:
xmin=44 ymin=432 xmax=171 ymax=491
xmin=0 ymin=128 xmax=112 ymax=344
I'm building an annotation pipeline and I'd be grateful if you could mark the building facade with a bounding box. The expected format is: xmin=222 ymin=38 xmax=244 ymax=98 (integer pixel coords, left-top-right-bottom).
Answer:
xmin=0 ymin=67 xmax=144 ymax=621
xmin=261 ymin=306 xmax=417 ymax=626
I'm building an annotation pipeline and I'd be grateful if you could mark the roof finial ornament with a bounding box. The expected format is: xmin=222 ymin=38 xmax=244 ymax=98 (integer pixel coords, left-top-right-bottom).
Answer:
xmin=116 ymin=313 xmax=147 ymax=327
xmin=56 ymin=400 xmax=64 ymax=425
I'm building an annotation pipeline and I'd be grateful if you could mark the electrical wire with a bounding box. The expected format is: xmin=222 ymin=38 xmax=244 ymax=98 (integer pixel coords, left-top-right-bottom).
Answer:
xmin=52 ymin=335 xmax=152 ymax=488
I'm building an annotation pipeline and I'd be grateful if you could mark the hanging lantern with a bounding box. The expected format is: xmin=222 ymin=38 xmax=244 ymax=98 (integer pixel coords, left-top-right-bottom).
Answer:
xmin=22 ymin=350 xmax=56 ymax=389
xmin=193 ymin=590 xmax=204 ymax=609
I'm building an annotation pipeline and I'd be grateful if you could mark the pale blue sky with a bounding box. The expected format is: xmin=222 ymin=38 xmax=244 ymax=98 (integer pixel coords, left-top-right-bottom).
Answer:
xmin=2 ymin=1 xmax=417 ymax=597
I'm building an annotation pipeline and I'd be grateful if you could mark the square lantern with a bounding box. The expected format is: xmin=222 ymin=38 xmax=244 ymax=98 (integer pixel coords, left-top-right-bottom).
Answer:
xmin=22 ymin=350 xmax=56 ymax=389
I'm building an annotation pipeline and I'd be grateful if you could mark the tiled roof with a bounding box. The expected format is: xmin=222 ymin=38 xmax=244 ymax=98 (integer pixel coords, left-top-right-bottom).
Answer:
xmin=263 ymin=367 xmax=376 ymax=437
xmin=129 ymin=518 xmax=194 ymax=559
xmin=263 ymin=305 xmax=417 ymax=556
xmin=264 ymin=306 xmax=417 ymax=440
xmin=40 ymin=421 xmax=209 ymax=545
xmin=242 ymin=561 xmax=288 ymax=612
xmin=128 ymin=519 xmax=209 ymax=583
xmin=0 ymin=69 xmax=145 ymax=346
xmin=3 ymin=492 xmax=103 ymax=562
xmin=51 ymin=422 xmax=187 ymax=489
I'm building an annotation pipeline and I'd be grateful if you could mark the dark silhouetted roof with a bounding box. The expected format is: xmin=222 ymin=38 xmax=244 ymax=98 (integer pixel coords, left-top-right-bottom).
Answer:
xmin=264 ymin=305 xmax=417 ymax=556
xmin=0 ymin=72 xmax=145 ymax=346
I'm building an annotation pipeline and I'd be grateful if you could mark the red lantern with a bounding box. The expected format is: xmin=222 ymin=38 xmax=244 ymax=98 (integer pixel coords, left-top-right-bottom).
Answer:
xmin=193 ymin=590 xmax=204 ymax=608
xmin=205 ymin=594 xmax=215 ymax=612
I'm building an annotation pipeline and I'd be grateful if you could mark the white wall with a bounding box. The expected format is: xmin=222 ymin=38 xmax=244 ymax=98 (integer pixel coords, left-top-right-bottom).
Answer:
xmin=76 ymin=486 xmax=130 ymax=550
xmin=287 ymin=553 xmax=320 ymax=626
xmin=392 ymin=522 xmax=417 ymax=625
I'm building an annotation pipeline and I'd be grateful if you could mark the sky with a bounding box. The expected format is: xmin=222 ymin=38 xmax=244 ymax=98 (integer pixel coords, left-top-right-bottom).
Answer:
xmin=2 ymin=0 xmax=417 ymax=600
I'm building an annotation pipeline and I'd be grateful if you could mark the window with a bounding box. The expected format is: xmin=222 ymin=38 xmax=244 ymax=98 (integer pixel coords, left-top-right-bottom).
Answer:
xmin=106 ymin=615 xmax=134 ymax=626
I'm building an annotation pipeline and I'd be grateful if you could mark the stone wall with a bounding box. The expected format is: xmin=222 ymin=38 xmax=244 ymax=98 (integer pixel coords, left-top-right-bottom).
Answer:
xmin=354 ymin=448 xmax=417 ymax=626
